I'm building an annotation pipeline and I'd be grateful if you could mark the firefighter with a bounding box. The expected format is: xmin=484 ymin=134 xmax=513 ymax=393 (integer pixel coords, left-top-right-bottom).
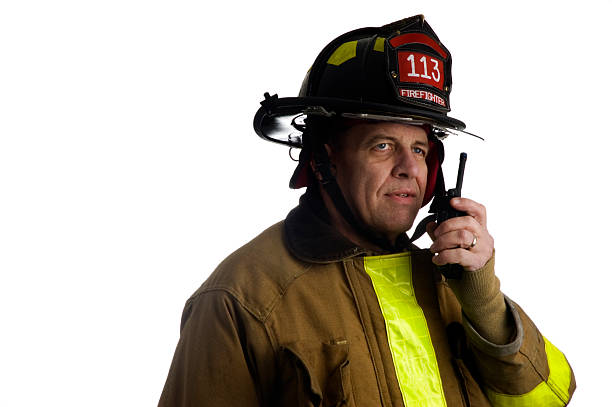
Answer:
xmin=159 ymin=15 xmax=575 ymax=406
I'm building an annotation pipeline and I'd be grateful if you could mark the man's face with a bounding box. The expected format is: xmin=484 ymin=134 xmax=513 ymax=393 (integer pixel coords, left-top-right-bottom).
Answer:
xmin=327 ymin=121 xmax=429 ymax=242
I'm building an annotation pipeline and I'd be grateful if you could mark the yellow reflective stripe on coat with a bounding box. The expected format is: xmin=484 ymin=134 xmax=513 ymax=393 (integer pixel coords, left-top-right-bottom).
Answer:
xmin=485 ymin=337 xmax=572 ymax=406
xmin=364 ymin=253 xmax=447 ymax=407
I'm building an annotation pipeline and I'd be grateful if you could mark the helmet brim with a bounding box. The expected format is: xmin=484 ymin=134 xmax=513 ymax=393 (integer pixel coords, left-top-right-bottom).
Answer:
xmin=253 ymin=95 xmax=467 ymax=148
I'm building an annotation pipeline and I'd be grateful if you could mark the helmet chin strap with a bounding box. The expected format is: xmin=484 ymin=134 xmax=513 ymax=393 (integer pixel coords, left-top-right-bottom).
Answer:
xmin=312 ymin=143 xmax=398 ymax=252
xmin=408 ymin=214 xmax=436 ymax=243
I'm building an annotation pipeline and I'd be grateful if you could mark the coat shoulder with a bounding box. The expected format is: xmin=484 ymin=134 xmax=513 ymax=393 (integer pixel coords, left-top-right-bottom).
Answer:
xmin=189 ymin=221 xmax=312 ymax=322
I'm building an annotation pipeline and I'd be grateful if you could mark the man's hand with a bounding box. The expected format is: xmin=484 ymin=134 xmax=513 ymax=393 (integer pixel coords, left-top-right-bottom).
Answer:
xmin=426 ymin=197 xmax=494 ymax=272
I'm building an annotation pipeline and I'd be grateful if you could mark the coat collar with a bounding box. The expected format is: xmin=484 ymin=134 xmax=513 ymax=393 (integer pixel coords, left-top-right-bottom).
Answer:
xmin=283 ymin=188 xmax=416 ymax=263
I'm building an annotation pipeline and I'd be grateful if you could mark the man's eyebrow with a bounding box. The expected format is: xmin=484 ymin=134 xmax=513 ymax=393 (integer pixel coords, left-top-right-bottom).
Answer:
xmin=362 ymin=134 xmax=397 ymax=145
xmin=360 ymin=134 xmax=429 ymax=148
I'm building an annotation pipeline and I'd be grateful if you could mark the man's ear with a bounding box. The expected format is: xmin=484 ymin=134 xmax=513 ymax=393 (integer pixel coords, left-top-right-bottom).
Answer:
xmin=323 ymin=143 xmax=337 ymax=174
xmin=310 ymin=143 xmax=336 ymax=181
xmin=309 ymin=158 xmax=323 ymax=182
xmin=324 ymin=143 xmax=333 ymax=156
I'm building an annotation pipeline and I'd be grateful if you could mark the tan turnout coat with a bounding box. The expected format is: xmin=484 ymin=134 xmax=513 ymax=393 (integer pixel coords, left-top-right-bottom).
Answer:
xmin=159 ymin=193 xmax=575 ymax=406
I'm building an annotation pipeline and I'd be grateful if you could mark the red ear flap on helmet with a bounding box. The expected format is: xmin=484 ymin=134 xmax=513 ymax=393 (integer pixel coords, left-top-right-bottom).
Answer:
xmin=423 ymin=137 xmax=444 ymax=207
xmin=289 ymin=148 xmax=312 ymax=189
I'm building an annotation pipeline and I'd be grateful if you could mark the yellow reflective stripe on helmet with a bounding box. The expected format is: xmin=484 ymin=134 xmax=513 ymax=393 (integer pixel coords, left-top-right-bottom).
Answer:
xmin=327 ymin=40 xmax=358 ymax=66
xmin=373 ymin=37 xmax=385 ymax=52
xmin=364 ymin=253 xmax=447 ymax=407
xmin=485 ymin=337 xmax=571 ymax=406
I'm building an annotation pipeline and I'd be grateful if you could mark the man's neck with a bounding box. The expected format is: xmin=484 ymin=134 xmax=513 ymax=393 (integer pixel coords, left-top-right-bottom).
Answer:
xmin=317 ymin=185 xmax=393 ymax=252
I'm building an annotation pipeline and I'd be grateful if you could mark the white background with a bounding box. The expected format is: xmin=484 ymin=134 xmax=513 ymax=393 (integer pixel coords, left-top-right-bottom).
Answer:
xmin=1 ymin=1 xmax=610 ymax=405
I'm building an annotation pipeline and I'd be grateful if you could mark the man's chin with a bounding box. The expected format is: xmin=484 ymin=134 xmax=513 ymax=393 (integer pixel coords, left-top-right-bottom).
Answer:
xmin=381 ymin=215 xmax=417 ymax=234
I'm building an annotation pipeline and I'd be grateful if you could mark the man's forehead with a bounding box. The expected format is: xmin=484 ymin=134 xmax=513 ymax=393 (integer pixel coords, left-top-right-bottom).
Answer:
xmin=341 ymin=120 xmax=428 ymax=144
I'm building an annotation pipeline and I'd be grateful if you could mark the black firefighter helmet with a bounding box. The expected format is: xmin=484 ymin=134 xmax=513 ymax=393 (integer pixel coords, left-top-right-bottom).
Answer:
xmin=253 ymin=14 xmax=475 ymax=209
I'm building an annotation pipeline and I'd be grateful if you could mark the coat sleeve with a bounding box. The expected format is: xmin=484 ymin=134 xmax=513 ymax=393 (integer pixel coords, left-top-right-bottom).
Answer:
xmin=446 ymin=256 xmax=576 ymax=406
xmin=158 ymin=289 xmax=274 ymax=407
xmin=462 ymin=299 xmax=576 ymax=406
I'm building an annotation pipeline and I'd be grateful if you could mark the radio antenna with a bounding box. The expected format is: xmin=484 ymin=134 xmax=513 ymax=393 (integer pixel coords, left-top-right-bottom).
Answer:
xmin=455 ymin=152 xmax=467 ymax=195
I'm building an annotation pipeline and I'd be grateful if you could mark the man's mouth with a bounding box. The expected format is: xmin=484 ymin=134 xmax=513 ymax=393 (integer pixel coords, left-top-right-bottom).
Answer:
xmin=389 ymin=190 xmax=415 ymax=197
xmin=386 ymin=191 xmax=417 ymax=201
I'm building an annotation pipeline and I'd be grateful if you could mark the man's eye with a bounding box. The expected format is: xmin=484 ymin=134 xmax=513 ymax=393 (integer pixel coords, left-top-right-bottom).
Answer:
xmin=413 ymin=147 xmax=427 ymax=156
xmin=375 ymin=143 xmax=390 ymax=151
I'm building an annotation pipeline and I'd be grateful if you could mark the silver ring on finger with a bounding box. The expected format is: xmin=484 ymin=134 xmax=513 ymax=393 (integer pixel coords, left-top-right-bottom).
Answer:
xmin=468 ymin=235 xmax=477 ymax=250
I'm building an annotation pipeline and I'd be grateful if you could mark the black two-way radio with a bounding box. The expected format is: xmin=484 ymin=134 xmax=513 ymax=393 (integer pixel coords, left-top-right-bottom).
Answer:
xmin=429 ymin=152 xmax=468 ymax=279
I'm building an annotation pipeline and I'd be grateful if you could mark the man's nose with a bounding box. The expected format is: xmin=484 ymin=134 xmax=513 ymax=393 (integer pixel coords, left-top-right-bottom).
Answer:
xmin=391 ymin=148 xmax=420 ymax=179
